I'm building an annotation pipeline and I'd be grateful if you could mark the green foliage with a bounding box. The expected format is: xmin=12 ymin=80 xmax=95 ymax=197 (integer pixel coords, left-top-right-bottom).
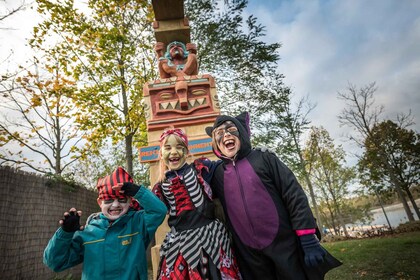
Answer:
xmin=359 ymin=120 xmax=420 ymax=193
xmin=45 ymin=172 xmax=84 ymax=192
xmin=3 ymin=0 xmax=290 ymax=179
xmin=186 ymin=0 xmax=284 ymax=119
xmin=28 ymin=0 xmax=285 ymax=175
xmin=303 ymin=126 xmax=362 ymax=233
xmin=33 ymin=0 xmax=155 ymax=173
xmin=338 ymin=82 xmax=418 ymax=221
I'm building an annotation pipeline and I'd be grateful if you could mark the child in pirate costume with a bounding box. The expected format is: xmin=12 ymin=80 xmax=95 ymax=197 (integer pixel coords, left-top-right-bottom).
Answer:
xmin=152 ymin=128 xmax=241 ymax=280
xmin=205 ymin=112 xmax=342 ymax=280
xmin=43 ymin=167 xmax=167 ymax=280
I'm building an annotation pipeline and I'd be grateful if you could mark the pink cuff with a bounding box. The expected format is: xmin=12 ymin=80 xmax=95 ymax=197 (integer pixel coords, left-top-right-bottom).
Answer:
xmin=295 ymin=228 xmax=316 ymax=236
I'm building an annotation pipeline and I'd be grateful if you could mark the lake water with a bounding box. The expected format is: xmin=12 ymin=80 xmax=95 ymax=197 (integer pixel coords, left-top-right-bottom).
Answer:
xmin=355 ymin=199 xmax=420 ymax=228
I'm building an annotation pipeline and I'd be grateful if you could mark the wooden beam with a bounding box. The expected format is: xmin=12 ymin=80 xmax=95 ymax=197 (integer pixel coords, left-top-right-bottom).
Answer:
xmin=152 ymin=0 xmax=184 ymax=20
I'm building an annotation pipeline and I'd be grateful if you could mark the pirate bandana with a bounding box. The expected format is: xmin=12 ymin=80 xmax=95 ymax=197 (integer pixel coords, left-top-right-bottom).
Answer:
xmin=96 ymin=167 xmax=140 ymax=210
xmin=160 ymin=128 xmax=188 ymax=147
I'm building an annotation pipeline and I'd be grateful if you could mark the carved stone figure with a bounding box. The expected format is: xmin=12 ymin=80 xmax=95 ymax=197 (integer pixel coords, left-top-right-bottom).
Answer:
xmin=155 ymin=41 xmax=198 ymax=78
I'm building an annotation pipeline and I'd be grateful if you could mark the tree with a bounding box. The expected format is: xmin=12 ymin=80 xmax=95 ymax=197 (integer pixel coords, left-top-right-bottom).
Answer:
xmin=359 ymin=120 xmax=420 ymax=219
xmin=303 ymin=126 xmax=357 ymax=237
xmin=249 ymin=82 xmax=325 ymax=231
xmin=190 ymin=2 xmax=322 ymax=228
xmin=338 ymin=82 xmax=416 ymax=221
xmin=0 ymin=57 xmax=87 ymax=175
xmin=32 ymin=0 xmax=156 ymax=174
xmin=185 ymin=0 xmax=281 ymax=117
xmin=70 ymin=140 xmax=150 ymax=189
xmin=29 ymin=0 xmax=285 ymax=176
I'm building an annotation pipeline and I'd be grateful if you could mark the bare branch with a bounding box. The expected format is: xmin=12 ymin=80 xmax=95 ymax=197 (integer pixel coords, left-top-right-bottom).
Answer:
xmin=395 ymin=110 xmax=415 ymax=129
xmin=0 ymin=157 xmax=49 ymax=174
xmin=0 ymin=1 xmax=27 ymax=23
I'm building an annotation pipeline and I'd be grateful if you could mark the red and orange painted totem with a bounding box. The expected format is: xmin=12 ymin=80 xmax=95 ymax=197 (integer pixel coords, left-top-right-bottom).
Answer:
xmin=142 ymin=17 xmax=220 ymax=131
xmin=140 ymin=1 xmax=221 ymax=277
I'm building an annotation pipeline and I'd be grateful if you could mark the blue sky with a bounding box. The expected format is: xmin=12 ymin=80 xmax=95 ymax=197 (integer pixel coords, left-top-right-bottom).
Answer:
xmin=1 ymin=0 xmax=419 ymax=165
xmin=245 ymin=0 xmax=420 ymax=159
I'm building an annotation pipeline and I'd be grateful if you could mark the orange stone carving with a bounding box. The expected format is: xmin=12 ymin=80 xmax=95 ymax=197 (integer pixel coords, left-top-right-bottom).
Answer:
xmin=143 ymin=74 xmax=220 ymax=131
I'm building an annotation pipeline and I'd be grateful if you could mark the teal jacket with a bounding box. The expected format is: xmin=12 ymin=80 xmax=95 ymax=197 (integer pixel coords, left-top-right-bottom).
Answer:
xmin=43 ymin=186 xmax=167 ymax=280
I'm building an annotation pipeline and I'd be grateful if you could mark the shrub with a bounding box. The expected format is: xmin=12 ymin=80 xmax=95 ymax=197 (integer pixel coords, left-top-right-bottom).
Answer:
xmin=395 ymin=220 xmax=420 ymax=233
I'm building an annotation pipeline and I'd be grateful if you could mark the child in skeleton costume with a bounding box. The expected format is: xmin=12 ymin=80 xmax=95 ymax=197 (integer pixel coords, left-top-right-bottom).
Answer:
xmin=205 ymin=112 xmax=342 ymax=280
xmin=152 ymin=128 xmax=241 ymax=280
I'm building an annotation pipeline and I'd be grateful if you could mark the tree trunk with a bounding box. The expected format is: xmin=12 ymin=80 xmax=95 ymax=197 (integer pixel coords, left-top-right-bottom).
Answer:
xmin=382 ymin=157 xmax=415 ymax=222
xmin=387 ymin=169 xmax=415 ymax=221
xmin=340 ymin=219 xmax=349 ymax=237
xmin=394 ymin=184 xmax=414 ymax=221
xmin=125 ymin=134 xmax=133 ymax=175
xmin=335 ymin=207 xmax=349 ymax=237
xmin=303 ymin=175 xmax=324 ymax=235
xmin=327 ymin=205 xmax=338 ymax=235
xmin=297 ymin=148 xmax=324 ymax=236
xmin=55 ymin=109 xmax=61 ymax=175
xmin=404 ymin=187 xmax=420 ymax=220
xmin=374 ymin=188 xmax=393 ymax=232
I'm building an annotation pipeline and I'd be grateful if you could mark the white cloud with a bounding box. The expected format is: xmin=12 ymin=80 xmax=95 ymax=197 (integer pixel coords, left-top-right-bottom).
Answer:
xmin=1 ymin=0 xmax=419 ymax=170
xmin=246 ymin=0 xmax=420 ymax=155
xmin=1 ymin=2 xmax=39 ymax=70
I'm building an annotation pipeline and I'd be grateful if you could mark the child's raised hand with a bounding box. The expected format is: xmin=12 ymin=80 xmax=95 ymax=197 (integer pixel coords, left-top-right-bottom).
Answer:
xmin=59 ymin=207 xmax=84 ymax=232
xmin=112 ymin=183 xmax=124 ymax=193
xmin=112 ymin=182 xmax=140 ymax=197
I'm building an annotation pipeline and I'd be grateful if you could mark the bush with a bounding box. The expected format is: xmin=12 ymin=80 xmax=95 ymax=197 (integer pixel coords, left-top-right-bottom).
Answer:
xmin=321 ymin=234 xmax=349 ymax=243
xmin=395 ymin=220 xmax=420 ymax=233
xmin=45 ymin=173 xmax=84 ymax=192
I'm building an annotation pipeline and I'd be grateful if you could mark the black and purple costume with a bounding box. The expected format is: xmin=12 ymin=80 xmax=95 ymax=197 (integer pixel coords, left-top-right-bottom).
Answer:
xmin=205 ymin=112 xmax=341 ymax=280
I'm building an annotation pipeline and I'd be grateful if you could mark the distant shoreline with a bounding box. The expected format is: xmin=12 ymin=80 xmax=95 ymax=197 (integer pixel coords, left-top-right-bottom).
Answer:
xmin=371 ymin=198 xmax=420 ymax=213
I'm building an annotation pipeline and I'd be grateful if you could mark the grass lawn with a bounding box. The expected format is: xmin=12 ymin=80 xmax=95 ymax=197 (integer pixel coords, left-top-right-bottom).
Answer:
xmin=323 ymin=231 xmax=420 ymax=280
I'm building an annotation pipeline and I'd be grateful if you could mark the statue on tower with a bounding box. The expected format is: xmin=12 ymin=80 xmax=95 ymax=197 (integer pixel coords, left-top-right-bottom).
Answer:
xmin=142 ymin=0 xmax=220 ymax=132
xmin=155 ymin=41 xmax=199 ymax=78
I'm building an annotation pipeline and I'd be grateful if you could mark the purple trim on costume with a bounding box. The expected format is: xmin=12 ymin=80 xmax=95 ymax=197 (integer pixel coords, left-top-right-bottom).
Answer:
xmin=296 ymin=228 xmax=316 ymax=236
xmin=224 ymin=158 xmax=279 ymax=249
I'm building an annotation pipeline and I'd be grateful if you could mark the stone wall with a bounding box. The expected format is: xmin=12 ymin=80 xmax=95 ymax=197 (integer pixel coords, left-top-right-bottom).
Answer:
xmin=0 ymin=167 xmax=99 ymax=280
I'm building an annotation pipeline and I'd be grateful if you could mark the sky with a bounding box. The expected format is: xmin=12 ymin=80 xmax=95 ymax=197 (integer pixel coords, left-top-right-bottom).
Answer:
xmin=1 ymin=0 xmax=420 ymax=166
xmin=245 ymin=0 xmax=420 ymax=161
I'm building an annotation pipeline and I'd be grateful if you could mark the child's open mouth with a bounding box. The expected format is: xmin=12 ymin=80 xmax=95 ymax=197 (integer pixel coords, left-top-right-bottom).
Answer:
xmin=108 ymin=208 xmax=122 ymax=216
xmin=169 ymin=157 xmax=180 ymax=164
xmin=223 ymin=139 xmax=236 ymax=150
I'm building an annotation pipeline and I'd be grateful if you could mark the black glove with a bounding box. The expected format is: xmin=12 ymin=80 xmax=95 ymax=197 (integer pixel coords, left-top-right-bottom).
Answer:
xmin=61 ymin=210 xmax=83 ymax=233
xmin=121 ymin=182 xmax=141 ymax=197
xmin=299 ymin=234 xmax=327 ymax=267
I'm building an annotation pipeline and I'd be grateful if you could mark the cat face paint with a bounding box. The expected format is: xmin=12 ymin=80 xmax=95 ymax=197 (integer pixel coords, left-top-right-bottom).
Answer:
xmin=213 ymin=121 xmax=240 ymax=158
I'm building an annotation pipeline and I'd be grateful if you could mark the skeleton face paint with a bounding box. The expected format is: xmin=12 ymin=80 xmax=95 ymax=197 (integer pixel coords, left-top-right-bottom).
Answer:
xmin=99 ymin=197 xmax=131 ymax=221
xmin=213 ymin=121 xmax=240 ymax=159
xmin=162 ymin=134 xmax=187 ymax=170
